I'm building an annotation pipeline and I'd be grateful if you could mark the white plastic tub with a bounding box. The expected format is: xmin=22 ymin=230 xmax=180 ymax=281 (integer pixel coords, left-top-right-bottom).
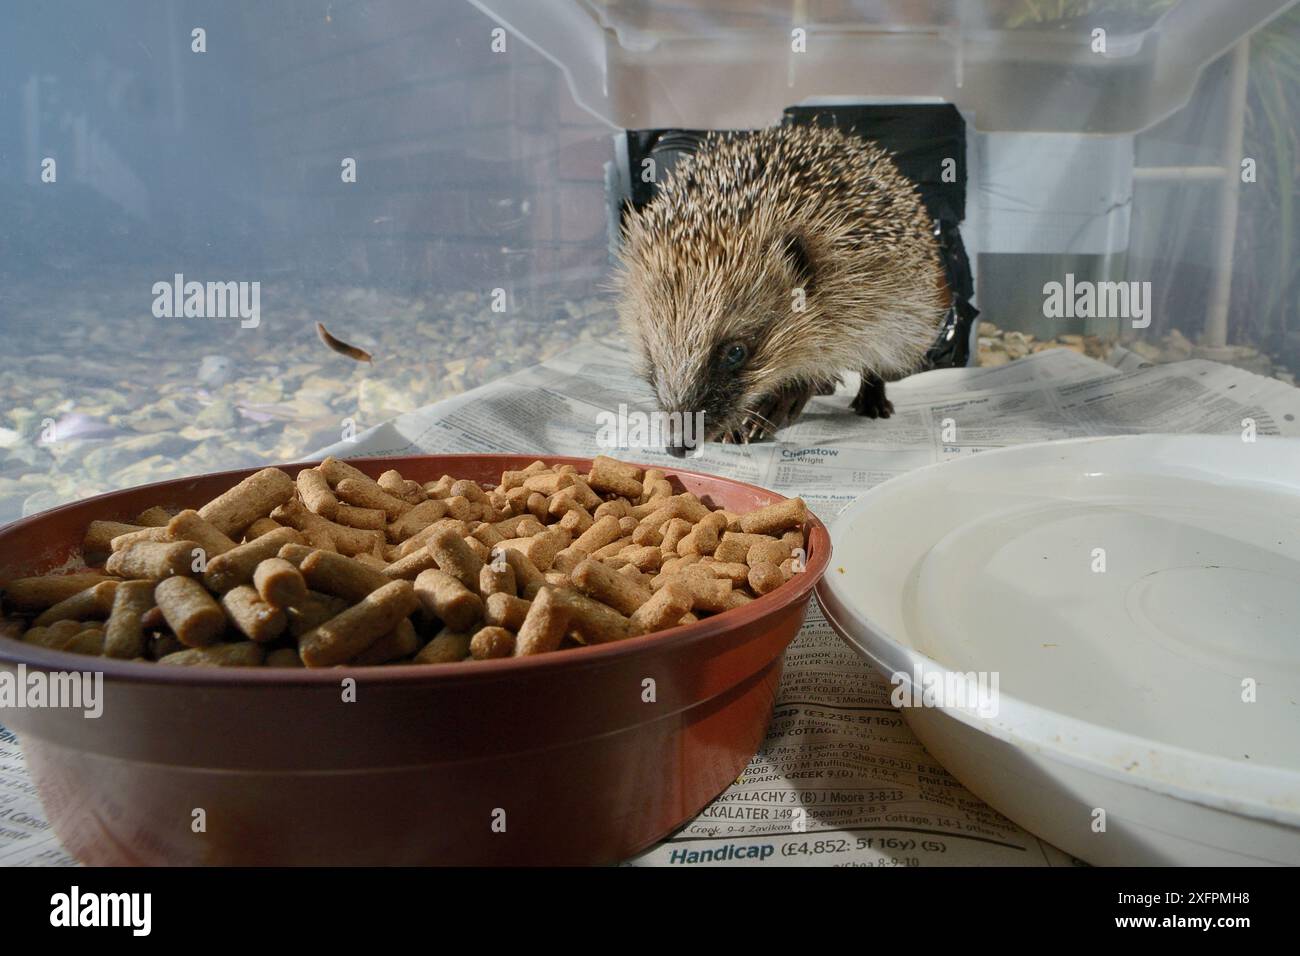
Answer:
xmin=816 ymin=435 xmax=1300 ymax=865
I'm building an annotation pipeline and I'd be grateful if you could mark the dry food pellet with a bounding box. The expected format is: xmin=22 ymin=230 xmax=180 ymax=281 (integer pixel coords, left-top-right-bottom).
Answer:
xmin=739 ymin=497 xmax=807 ymax=535
xmin=592 ymin=535 xmax=634 ymax=560
xmin=505 ymin=487 xmax=531 ymax=514
xmin=159 ymin=642 xmax=265 ymax=667
xmin=84 ymin=520 xmax=146 ymax=555
xmin=198 ymin=467 xmax=296 ymax=537
xmin=377 ymin=469 xmax=415 ymax=500
xmin=22 ymin=620 xmax=86 ymax=650
xmin=104 ymin=580 xmax=155 ymax=659
xmin=287 ymin=591 xmax=350 ymax=637
xmin=413 ymin=627 xmax=471 ymax=664
xmin=526 ymin=492 xmax=549 ymax=523
xmin=155 ymin=576 xmax=226 ymax=647
xmin=335 ymin=478 xmax=411 ymax=521
xmin=566 ymin=477 xmax=602 ymax=511
xmin=479 ymin=562 xmax=516 ymax=599
xmin=704 ymin=561 xmax=751 ymax=587
xmin=32 ymin=581 xmax=119 ymax=627
xmin=496 ymin=527 xmax=569 ymax=571
xmin=495 ymin=547 xmax=546 ymax=599
xmin=299 ymin=549 xmax=391 ymax=602
xmin=451 ymin=479 xmax=488 ymax=503
xmin=677 ymin=564 xmax=733 ymax=613
xmin=484 ymin=592 xmax=531 ymax=631
xmin=630 ymin=580 xmax=693 ymax=632
xmin=272 ymin=499 xmax=384 ymax=557
xmin=723 ymin=590 xmax=754 ymax=610
xmin=382 ymin=548 xmax=439 ymax=581
xmin=550 ymin=547 xmax=584 ymax=574
xmin=660 ymin=518 xmax=693 ymax=554
xmin=106 ymin=540 xmax=201 ymax=580
xmin=513 ymin=587 xmax=571 ymax=656
xmin=244 ymin=517 xmax=285 ymax=539
xmin=108 ymin=526 xmax=170 ymax=550
xmin=426 ymin=526 xmax=483 ymax=590
xmin=149 ymin=633 xmax=184 ymax=660
xmin=166 ymin=510 xmax=239 ymax=557
xmin=546 ymin=486 xmax=585 ymax=518
xmin=492 ymin=514 xmax=544 ymax=539
xmin=352 ymin=618 xmax=420 ymax=665
xmin=631 ymin=522 xmax=663 ymax=547
xmin=676 ymin=520 xmax=721 ymax=556
xmin=549 ymin=588 xmax=644 ymax=645
xmin=62 ymin=628 xmax=106 ymax=656
xmin=714 ymin=531 xmax=779 ymax=564
xmin=296 ymin=467 xmax=338 ymax=519
xmin=253 ymin=557 xmax=308 ymax=609
xmin=413 ymin=568 xmax=483 ymax=632
xmin=275 ymin=543 xmax=317 ymax=567
xmin=470 ymin=625 xmax=515 ymax=660
xmin=747 ymin=538 xmax=792 ymax=567
xmin=593 ymin=498 xmax=631 ymax=521
xmin=462 ymin=536 xmax=493 ymax=563
xmin=203 ymin=527 xmax=304 ymax=593
xmin=135 ymin=506 xmax=173 ymax=528
xmin=523 ymin=472 xmax=572 ymax=496
xmin=570 ymin=558 xmax=651 ymax=616
xmin=397 ymin=517 xmax=470 ymax=558
xmin=557 ymin=506 xmax=594 ymax=537
xmin=423 ymin=476 xmax=454 ymax=498
xmin=572 ymin=515 xmax=622 ymax=554
xmin=264 ymin=647 xmax=304 ymax=668
xmin=470 ymin=522 xmax=504 ymax=547
xmin=299 ymin=579 xmax=419 ymax=668
xmin=335 ymin=503 xmax=387 ymax=531
xmin=222 ymin=585 xmax=287 ymax=643
xmin=319 ymin=456 xmax=378 ymax=488
xmin=387 ymin=499 xmax=448 ymax=541
xmin=587 ymin=455 xmax=643 ymax=499
xmin=748 ymin=562 xmax=785 ymax=595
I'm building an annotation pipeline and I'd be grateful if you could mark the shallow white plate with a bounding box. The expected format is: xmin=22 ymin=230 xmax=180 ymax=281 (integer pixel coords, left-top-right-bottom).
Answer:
xmin=816 ymin=435 xmax=1300 ymax=865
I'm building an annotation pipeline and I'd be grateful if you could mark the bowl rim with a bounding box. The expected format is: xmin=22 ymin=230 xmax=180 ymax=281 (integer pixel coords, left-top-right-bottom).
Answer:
xmin=0 ymin=453 xmax=831 ymax=686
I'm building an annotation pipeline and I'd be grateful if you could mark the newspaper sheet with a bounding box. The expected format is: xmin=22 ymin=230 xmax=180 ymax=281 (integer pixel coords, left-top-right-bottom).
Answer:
xmin=3 ymin=344 xmax=1298 ymax=867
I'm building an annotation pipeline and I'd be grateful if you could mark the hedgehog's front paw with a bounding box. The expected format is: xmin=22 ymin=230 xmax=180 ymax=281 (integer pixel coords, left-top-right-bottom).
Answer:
xmin=723 ymin=383 xmax=814 ymax=444
xmin=851 ymin=372 xmax=894 ymax=419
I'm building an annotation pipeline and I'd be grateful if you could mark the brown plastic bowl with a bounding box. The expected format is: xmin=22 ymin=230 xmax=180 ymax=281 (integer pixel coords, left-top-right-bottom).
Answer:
xmin=0 ymin=454 xmax=829 ymax=865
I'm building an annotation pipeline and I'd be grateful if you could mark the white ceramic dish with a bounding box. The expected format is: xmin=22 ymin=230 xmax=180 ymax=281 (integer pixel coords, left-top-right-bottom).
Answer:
xmin=815 ymin=435 xmax=1300 ymax=865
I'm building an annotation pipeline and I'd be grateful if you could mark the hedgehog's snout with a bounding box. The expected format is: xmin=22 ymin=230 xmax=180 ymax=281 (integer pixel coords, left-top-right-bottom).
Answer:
xmin=661 ymin=400 xmax=704 ymax=458
xmin=665 ymin=366 xmax=756 ymax=455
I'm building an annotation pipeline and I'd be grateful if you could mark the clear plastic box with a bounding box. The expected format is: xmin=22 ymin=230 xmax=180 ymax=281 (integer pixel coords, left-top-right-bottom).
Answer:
xmin=0 ymin=0 xmax=1296 ymax=524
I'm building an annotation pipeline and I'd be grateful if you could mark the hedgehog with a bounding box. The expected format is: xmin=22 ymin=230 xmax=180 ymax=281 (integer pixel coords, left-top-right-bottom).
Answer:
xmin=614 ymin=123 xmax=951 ymax=456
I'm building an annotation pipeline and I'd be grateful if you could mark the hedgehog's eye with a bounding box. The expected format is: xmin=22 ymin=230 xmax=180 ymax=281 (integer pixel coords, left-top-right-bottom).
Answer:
xmin=719 ymin=341 xmax=748 ymax=372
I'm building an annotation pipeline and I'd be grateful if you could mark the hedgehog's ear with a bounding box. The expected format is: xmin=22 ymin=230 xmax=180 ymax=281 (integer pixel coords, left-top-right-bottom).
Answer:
xmin=781 ymin=232 xmax=816 ymax=296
